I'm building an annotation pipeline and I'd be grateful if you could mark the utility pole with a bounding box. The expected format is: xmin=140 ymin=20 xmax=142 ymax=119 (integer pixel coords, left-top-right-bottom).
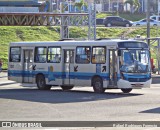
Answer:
xmin=158 ymin=0 xmax=160 ymax=17
xmin=117 ymin=0 xmax=119 ymax=16
xmin=57 ymin=0 xmax=59 ymax=12
xmin=88 ymin=0 xmax=96 ymax=40
xmin=146 ymin=0 xmax=150 ymax=47
xmin=60 ymin=0 xmax=69 ymax=39
xmin=50 ymin=0 xmax=53 ymax=12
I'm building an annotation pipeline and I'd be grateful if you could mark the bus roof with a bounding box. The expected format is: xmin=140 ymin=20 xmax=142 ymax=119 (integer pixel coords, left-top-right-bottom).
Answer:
xmin=10 ymin=39 xmax=145 ymax=47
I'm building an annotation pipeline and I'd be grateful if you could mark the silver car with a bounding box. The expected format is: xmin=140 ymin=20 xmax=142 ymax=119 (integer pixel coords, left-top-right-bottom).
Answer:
xmin=132 ymin=18 xmax=160 ymax=26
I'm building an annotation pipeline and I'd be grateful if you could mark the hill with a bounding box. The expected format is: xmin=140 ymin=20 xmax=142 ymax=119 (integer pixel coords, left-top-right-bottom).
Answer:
xmin=0 ymin=26 xmax=159 ymax=69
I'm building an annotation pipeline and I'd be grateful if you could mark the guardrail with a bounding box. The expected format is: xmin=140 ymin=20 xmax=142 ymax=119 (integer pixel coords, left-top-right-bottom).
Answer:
xmin=0 ymin=12 xmax=88 ymax=26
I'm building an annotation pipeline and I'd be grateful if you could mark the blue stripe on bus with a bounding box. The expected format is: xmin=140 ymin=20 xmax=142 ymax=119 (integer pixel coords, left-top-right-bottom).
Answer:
xmin=8 ymin=70 xmax=110 ymax=80
xmin=8 ymin=70 xmax=150 ymax=81
xmin=123 ymin=73 xmax=150 ymax=79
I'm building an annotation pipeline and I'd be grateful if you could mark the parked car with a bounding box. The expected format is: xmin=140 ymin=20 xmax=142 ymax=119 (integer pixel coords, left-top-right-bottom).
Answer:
xmin=132 ymin=18 xmax=160 ymax=26
xmin=150 ymin=15 xmax=160 ymax=22
xmin=103 ymin=16 xmax=133 ymax=27
xmin=96 ymin=18 xmax=104 ymax=25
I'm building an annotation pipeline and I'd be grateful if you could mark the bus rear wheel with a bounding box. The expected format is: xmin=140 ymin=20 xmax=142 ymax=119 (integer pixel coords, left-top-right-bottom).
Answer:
xmin=36 ymin=75 xmax=51 ymax=90
xmin=121 ymin=88 xmax=132 ymax=93
xmin=93 ymin=77 xmax=105 ymax=93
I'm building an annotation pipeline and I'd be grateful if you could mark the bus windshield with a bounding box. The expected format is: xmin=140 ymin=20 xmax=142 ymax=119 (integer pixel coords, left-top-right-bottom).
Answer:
xmin=119 ymin=50 xmax=151 ymax=73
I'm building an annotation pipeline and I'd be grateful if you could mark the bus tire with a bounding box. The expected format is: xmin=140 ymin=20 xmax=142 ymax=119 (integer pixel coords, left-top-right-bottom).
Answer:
xmin=36 ymin=74 xmax=51 ymax=90
xmin=61 ymin=85 xmax=74 ymax=91
xmin=121 ymin=88 xmax=132 ymax=93
xmin=93 ymin=77 xmax=105 ymax=93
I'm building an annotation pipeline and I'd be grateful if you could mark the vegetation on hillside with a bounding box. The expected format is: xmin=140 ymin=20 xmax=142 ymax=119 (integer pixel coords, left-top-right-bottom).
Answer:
xmin=0 ymin=24 xmax=159 ymax=69
xmin=0 ymin=26 xmax=60 ymax=69
xmin=0 ymin=27 xmax=160 ymax=69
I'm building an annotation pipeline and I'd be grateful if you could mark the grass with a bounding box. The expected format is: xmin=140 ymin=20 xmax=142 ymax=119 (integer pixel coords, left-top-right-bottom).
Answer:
xmin=0 ymin=26 xmax=60 ymax=69
xmin=96 ymin=27 xmax=126 ymax=38
xmin=0 ymin=25 xmax=160 ymax=69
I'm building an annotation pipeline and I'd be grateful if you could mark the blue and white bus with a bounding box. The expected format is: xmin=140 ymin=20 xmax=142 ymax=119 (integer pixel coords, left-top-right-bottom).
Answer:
xmin=8 ymin=39 xmax=152 ymax=93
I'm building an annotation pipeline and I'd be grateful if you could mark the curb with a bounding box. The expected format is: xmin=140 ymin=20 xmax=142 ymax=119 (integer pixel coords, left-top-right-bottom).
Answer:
xmin=0 ymin=81 xmax=16 ymax=86
xmin=1 ymin=70 xmax=8 ymax=72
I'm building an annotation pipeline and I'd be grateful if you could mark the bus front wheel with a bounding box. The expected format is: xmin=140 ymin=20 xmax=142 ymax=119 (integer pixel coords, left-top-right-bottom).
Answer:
xmin=93 ymin=77 xmax=105 ymax=93
xmin=121 ymin=88 xmax=132 ymax=93
xmin=36 ymin=75 xmax=51 ymax=90
xmin=61 ymin=85 xmax=74 ymax=91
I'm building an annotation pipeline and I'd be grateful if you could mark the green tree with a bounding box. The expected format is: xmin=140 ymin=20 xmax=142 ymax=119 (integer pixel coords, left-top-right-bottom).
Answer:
xmin=134 ymin=0 xmax=141 ymax=12
xmin=124 ymin=0 xmax=140 ymax=13
xmin=75 ymin=0 xmax=87 ymax=12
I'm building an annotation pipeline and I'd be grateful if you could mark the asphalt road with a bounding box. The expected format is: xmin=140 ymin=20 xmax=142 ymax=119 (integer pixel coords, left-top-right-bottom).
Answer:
xmin=0 ymin=72 xmax=160 ymax=121
xmin=0 ymin=72 xmax=160 ymax=130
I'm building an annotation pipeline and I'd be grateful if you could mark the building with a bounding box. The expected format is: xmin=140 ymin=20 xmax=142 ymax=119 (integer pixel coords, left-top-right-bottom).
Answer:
xmin=98 ymin=0 xmax=125 ymax=12
xmin=0 ymin=0 xmax=40 ymax=7
xmin=124 ymin=0 xmax=158 ymax=13
xmin=0 ymin=0 xmax=40 ymax=12
xmin=98 ymin=0 xmax=158 ymax=13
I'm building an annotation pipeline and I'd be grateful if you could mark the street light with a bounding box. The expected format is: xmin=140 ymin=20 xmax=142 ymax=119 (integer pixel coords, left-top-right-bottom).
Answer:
xmin=117 ymin=0 xmax=119 ymax=15
xmin=158 ymin=0 xmax=160 ymax=15
xmin=57 ymin=0 xmax=59 ymax=12
xmin=87 ymin=0 xmax=96 ymax=40
xmin=146 ymin=0 xmax=150 ymax=47
xmin=50 ymin=0 xmax=53 ymax=12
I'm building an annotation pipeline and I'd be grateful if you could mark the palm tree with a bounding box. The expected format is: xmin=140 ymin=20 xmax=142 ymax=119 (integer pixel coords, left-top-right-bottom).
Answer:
xmin=124 ymin=0 xmax=140 ymax=13
xmin=149 ymin=0 xmax=157 ymax=14
xmin=134 ymin=0 xmax=141 ymax=12
xmin=75 ymin=0 xmax=87 ymax=12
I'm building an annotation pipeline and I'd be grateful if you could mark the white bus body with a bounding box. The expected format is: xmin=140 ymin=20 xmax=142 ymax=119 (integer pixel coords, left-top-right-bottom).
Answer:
xmin=8 ymin=39 xmax=152 ymax=93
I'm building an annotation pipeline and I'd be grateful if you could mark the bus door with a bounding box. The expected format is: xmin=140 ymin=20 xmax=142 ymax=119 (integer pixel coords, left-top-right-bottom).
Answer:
xmin=23 ymin=50 xmax=33 ymax=83
xmin=109 ymin=49 xmax=118 ymax=86
xmin=63 ymin=49 xmax=75 ymax=85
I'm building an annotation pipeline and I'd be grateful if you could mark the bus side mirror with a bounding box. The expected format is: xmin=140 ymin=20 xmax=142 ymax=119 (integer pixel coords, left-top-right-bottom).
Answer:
xmin=118 ymin=50 xmax=121 ymax=56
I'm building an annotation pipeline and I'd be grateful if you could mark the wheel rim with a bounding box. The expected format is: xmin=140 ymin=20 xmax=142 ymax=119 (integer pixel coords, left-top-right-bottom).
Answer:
xmin=126 ymin=24 xmax=129 ymax=27
xmin=95 ymin=81 xmax=101 ymax=91
xmin=107 ymin=23 xmax=111 ymax=27
xmin=38 ymin=76 xmax=44 ymax=88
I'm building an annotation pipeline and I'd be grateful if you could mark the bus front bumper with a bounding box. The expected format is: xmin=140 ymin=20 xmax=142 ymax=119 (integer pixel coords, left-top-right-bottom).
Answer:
xmin=117 ymin=79 xmax=152 ymax=89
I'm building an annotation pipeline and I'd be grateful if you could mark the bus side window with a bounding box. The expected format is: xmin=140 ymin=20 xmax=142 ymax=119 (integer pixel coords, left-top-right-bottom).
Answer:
xmin=35 ymin=55 xmax=39 ymax=62
xmin=76 ymin=55 xmax=80 ymax=63
xmin=47 ymin=47 xmax=61 ymax=63
xmin=34 ymin=47 xmax=47 ymax=63
xmin=40 ymin=55 xmax=46 ymax=62
xmin=76 ymin=46 xmax=91 ymax=64
xmin=10 ymin=47 xmax=21 ymax=62
xmin=92 ymin=55 xmax=96 ymax=63
xmin=92 ymin=46 xmax=106 ymax=64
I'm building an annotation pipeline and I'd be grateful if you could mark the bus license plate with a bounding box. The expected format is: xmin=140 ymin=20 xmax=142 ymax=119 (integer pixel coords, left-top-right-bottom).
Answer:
xmin=134 ymin=84 xmax=142 ymax=87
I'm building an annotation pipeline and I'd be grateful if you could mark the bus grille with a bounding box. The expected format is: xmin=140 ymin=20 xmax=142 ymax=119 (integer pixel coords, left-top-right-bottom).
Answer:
xmin=128 ymin=78 xmax=148 ymax=82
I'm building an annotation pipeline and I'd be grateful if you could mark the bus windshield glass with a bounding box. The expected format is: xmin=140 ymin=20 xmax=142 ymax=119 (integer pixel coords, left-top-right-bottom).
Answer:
xmin=119 ymin=50 xmax=151 ymax=73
